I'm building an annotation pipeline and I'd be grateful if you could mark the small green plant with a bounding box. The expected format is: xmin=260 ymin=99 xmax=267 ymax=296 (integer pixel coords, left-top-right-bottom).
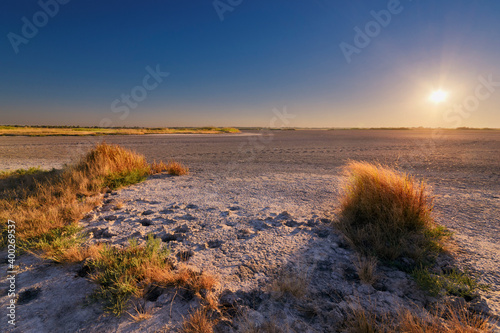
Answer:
xmin=22 ymin=224 xmax=84 ymax=259
xmin=412 ymin=267 xmax=489 ymax=299
xmin=411 ymin=267 xmax=442 ymax=296
xmin=0 ymin=166 xmax=46 ymax=179
xmin=88 ymin=235 xmax=170 ymax=315
xmin=423 ymin=226 xmax=453 ymax=253
xmin=103 ymin=168 xmax=150 ymax=189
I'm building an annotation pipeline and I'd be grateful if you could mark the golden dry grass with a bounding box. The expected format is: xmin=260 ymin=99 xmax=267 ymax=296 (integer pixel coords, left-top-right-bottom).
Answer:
xmin=355 ymin=256 xmax=378 ymax=285
xmin=270 ymin=267 xmax=308 ymax=299
xmin=0 ymin=143 xmax=147 ymax=245
xmin=345 ymin=302 xmax=492 ymax=333
xmin=0 ymin=125 xmax=240 ymax=136
xmin=0 ymin=143 xmax=187 ymax=254
xmin=336 ymin=161 xmax=446 ymax=267
xmin=49 ymin=243 xmax=104 ymax=264
xmin=86 ymin=236 xmax=171 ymax=314
xmin=395 ymin=306 xmax=492 ymax=333
xmin=127 ymin=301 xmax=153 ymax=322
xmin=346 ymin=307 xmax=380 ymax=333
xmin=150 ymin=161 xmax=189 ymax=176
xmin=180 ymin=308 xmax=215 ymax=333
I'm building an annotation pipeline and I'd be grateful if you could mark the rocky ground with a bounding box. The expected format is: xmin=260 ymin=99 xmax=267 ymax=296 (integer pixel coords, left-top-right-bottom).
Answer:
xmin=1 ymin=130 xmax=499 ymax=332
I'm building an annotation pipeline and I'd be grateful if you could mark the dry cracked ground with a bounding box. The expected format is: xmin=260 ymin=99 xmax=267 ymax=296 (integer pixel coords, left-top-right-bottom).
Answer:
xmin=0 ymin=130 xmax=499 ymax=332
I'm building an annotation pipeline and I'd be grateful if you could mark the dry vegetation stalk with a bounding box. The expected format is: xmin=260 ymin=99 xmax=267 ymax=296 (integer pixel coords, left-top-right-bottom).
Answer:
xmin=180 ymin=308 xmax=215 ymax=333
xmin=82 ymin=235 xmax=218 ymax=316
xmin=345 ymin=302 xmax=493 ymax=333
xmin=150 ymin=160 xmax=189 ymax=176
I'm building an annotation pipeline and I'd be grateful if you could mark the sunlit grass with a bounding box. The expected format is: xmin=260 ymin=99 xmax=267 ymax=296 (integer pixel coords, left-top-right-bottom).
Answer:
xmin=85 ymin=235 xmax=218 ymax=316
xmin=150 ymin=161 xmax=189 ymax=176
xmin=345 ymin=301 xmax=493 ymax=333
xmin=0 ymin=125 xmax=240 ymax=136
xmin=0 ymin=143 xmax=187 ymax=252
xmin=88 ymin=235 xmax=170 ymax=315
xmin=0 ymin=166 xmax=47 ymax=179
xmin=336 ymin=161 xmax=448 ymax=269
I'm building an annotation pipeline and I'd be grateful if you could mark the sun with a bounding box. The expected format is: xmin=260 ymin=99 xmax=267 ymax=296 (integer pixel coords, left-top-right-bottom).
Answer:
xmin=429 ymin=90 xmax=448 ymax=103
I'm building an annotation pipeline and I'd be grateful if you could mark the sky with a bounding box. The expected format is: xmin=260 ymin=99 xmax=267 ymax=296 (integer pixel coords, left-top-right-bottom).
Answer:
xmin=1 ymin=0 xmax=500 ymax=128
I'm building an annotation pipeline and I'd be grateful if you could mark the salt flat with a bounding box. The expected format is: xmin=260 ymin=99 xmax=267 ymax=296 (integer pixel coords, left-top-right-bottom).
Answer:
xmin=0 ymin=129 xmax=499 ymax=332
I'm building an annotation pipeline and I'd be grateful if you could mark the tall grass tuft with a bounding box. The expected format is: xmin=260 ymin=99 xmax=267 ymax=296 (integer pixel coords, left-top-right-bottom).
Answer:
xmin=0 ymin=143 xmax=186 ymax=251
xmin=336 ymin=161 xmax=446 ymax=269
xmin=88 ymin=235 xmax=170 ymax=315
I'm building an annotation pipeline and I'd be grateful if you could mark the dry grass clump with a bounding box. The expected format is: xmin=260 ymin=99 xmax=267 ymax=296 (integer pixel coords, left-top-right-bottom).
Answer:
xmin=0 ymin=143 xmax=187 ymax=253
xmin=87 ymin=236 xmax=170 ymax=315
xmin=84 ymin=235 xmax=218 ymax=316
xmin=36 ymin=228 xmax=105 ymax=263
xmin=75 ymin=141 xmax=149 ymax=177
xmin=127 ymin=301 xmax=153 ymax=322
xmin=270 ymin=267 xmax=308 ymax=299
xmin=180 ymin=308 xmax=215 ymax=333
xmin=344 ymin=302 xmax=492 ymax=333
xmin=345 ymin=307 xmax=381 ymax=333
xmin=169 ymin=265 xmax=220 ymax=310
xmin=0 ymin=166 xmax=45 ymax=179
xmin=337 ymin=161 xmax=448 ymax=268
xmin=52 ymin=243 xmax=104 ymax=263
xmin=395 ymin=305 xmax=492 ymax=333
xmin=355 ymin=256 xmax=378 ymax=285
xmin=150 ymin=161 xmax=189 ymax=176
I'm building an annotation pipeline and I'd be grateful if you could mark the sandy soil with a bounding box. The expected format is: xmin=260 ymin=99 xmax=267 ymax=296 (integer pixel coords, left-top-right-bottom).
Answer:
xmin=0 ymin=129 xmax=499 ymax=332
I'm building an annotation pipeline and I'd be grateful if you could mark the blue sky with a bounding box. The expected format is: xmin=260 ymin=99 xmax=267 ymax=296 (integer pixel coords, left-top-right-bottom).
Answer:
xmin=1 ymin=0 xmax=500 ymax=127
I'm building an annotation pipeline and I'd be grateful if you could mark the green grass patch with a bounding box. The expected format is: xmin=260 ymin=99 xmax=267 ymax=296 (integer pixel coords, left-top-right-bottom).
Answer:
xmin=87 ymin=235 xmax=170 ymax=315
xmin=103 ymin=168 xmax=150 ymax=189
xmin=412 ymin=267 xmax=489 ymax=299
xmin=22 ymin=224 xmax=85 ymax=259
xmin=0 ymin=167 xmax=47 ymax=179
